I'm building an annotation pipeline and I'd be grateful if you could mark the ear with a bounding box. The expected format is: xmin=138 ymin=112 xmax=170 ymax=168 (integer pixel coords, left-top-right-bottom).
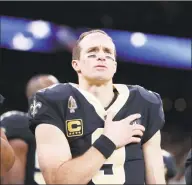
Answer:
xmin=72 ymin=60 xmax=81 ymax=73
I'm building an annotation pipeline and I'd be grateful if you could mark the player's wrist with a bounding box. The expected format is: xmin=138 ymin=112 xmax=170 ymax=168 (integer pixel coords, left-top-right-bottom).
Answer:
xmin=92 ymin=134 xmax=116 ymax=159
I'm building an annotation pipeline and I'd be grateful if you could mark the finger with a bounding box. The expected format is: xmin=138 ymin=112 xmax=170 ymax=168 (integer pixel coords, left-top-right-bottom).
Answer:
xmin=130 ymin=118 xmax=142 ymax=125
xmin=132 ymin=130 xmax=143 ymax=137
xmin=130 ymin=137 xmax=141 ymax=143
xmin=133 ymin=124 xmax=145 ymax=132
xmin=105 ymin=111 xmax=114 ymax=122
xmin=123 ymin=113 xmax=141 ymax=123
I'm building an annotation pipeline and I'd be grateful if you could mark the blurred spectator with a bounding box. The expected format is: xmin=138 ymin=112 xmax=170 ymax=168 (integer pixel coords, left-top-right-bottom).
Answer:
xmin=161 ymin=126 xmax=191 ymax=184
xmin=162 ymin=149 xmax=177 ymax=183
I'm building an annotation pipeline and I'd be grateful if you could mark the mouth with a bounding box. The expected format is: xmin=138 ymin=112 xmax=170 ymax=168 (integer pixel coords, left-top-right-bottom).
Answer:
xmin=94 ymin=65 xmax=107 ymax=69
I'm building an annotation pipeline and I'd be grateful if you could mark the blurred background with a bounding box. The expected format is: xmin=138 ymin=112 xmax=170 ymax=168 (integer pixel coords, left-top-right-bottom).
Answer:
xmin=0 ymin=1 xmax=192 ymax=184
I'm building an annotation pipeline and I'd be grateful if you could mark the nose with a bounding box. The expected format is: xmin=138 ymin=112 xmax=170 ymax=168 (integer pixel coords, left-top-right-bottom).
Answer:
xmin=97 ymin=51 xmax=106 ymax=62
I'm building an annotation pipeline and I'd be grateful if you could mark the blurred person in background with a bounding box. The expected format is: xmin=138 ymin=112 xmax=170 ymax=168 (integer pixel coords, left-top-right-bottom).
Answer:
xmin=161 ymin=129 xmax=190 ymax=184
xmin=169 ymin=165 xmax=186 ymax=184
xmin=0 ymin=95 xmax=15 ymax=178
xmin=0 ymin=127 xmax=15 ymax=178
xmin=162 ymin=149 xmax=177 ymax=184
xmin=185 ymin=149 xmax=192 ymax=185
xmin=29 ymin=29 xmax=166 ymax=184
xmin=1 ymin=111 xmax=35 ymax=184
xmin=0 ymin=75 xmax=59 ymax=185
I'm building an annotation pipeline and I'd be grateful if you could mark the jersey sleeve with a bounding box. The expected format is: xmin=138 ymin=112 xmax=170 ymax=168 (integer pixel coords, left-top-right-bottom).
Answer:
xmin=141 ymin=91 xmax=165 ymax=144
xmin=28 ymin=91 xmax=64 ymax=135
xmin=0 ymin=112 xmax=34 ymax=144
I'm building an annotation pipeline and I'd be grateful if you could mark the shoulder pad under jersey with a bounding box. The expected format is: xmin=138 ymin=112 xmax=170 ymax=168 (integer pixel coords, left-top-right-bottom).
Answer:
xmin=36 ymin=83 xmax=72 ymax=101
xmin=135 ymin=85 xmax=161 ymax=104
xmin=1 ymin=110 xmax=27 ymax=122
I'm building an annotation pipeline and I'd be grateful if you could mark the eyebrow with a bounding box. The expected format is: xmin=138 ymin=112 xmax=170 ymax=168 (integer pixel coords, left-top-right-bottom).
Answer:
xmin=87 ymin=47 xmax=99 ymax=53
xmin=103 ymin=47 xmax=112 ymax=54
xmin=86 ymin=46 xmax=113 ymax=54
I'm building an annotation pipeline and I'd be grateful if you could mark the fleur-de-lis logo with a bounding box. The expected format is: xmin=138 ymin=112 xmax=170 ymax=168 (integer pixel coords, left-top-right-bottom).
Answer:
xmin=30 ymin=98 xmax=42 ymax=117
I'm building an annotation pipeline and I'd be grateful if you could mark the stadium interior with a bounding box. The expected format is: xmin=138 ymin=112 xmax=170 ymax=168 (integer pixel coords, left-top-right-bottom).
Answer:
xmin=1 ymin=2 xmax=192 ymax=184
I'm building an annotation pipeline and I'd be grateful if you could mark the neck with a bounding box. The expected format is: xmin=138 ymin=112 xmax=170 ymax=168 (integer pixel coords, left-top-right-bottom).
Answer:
xmin=78 ymin=77 xmax=114 ymax=108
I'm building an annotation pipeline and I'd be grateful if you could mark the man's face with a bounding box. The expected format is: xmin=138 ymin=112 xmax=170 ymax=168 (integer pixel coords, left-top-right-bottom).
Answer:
xmin=73 ymin=33 xmax=117 ymax=83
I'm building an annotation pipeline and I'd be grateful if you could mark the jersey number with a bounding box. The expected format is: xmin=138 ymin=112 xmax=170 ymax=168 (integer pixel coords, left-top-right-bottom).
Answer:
xmin=91 ymin=128 xmax=126 ymax=184
xmin=34 ymin=151 xmax=46 ymax=184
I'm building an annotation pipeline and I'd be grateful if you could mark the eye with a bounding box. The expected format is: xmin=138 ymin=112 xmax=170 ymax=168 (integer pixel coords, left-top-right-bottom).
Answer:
xmin=88 ymin=54 xmax=97 ymax=58
xmin=106 ymin=55 xmax=115 ymax=61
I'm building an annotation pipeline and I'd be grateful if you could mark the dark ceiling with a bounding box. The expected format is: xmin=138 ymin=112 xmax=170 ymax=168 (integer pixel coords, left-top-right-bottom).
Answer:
xmin=1 ymin=1 xmax=192 ymax=38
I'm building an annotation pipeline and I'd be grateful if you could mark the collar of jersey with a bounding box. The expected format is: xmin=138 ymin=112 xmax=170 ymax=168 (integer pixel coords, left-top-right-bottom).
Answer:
xmin=69 ymin=83 xmax=129 ymax=121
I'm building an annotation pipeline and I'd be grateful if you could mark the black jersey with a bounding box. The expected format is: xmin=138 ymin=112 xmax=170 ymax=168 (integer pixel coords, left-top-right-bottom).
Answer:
xmin=0 ymin=111 xmax=45 ymax=185
xmin=29 ymin=83 xmax=165 ymax=184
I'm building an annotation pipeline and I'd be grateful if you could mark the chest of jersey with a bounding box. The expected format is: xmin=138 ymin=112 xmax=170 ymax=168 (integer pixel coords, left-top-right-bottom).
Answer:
xmin=61 ymin=87 xmax=147 ymax=184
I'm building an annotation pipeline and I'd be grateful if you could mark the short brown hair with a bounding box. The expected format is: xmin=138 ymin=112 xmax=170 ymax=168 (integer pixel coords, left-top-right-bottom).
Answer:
xmin=25 ymin=74 xmax=59 ymax=98
xmin=72 ymin=29 xmax=115 ymax=60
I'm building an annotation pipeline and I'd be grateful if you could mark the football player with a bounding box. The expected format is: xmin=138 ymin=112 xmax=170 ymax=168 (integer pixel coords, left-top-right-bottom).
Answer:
xmin=29 ymin=30 xmax=166 ymax=184
xmin=162 ymin=149 xmax=177 ymax=183
xmin=0 ymin=75 xmax=59 ymax=185
xmin=0 ymin=129 xmax=15 ymax=178
xmin=185 ymin=149 xmax=192 ymax=185
xmin=0 ymin=94 xmax=15 ymax=178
